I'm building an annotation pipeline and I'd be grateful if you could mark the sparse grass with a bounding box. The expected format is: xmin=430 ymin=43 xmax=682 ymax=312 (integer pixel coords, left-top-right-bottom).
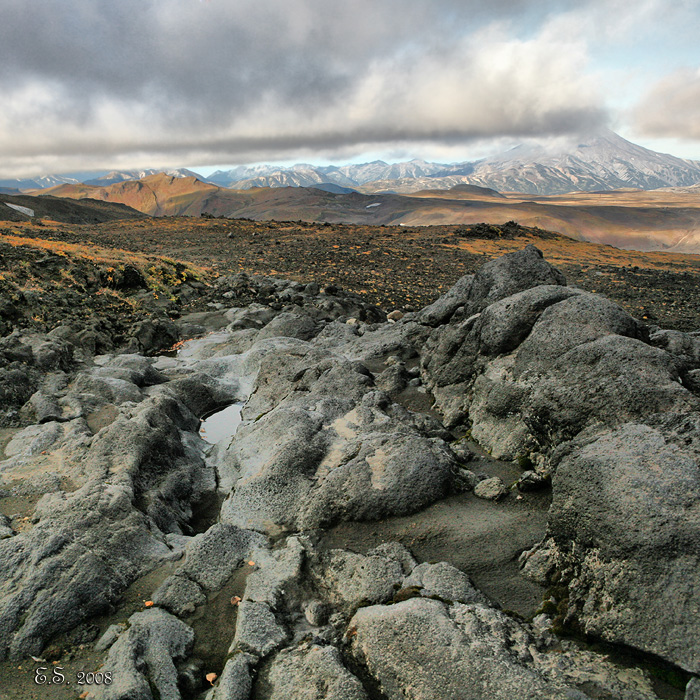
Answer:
xmin=0 ymin=231 xmax=209 ymax=294
xmin=4 ymin=215 xmax=700 ymax=330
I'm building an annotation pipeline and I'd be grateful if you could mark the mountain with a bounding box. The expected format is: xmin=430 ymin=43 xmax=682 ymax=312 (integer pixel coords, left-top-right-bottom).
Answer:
xmin=338 ymin=159 xmax=453 ymax=184
xmin=41 ymin=174 xmax=225 ymax=217
xmin=83 ymin=168 xmax=204 ymax=187
xmin=0 ymin=168 xmax=207 ymax=192
xmin=211 ymin=160 xmax=454 ymax=189
xmin=206 ymin=132 xmax=700 ymax=195
xmin=35 ymin=171 xmax=700 ymax=254
xmin=216 ymin=131 xmax=700 ymax=195
xmin=8 ymin=130 xmax=700 ymax=197
xmin=206 ymin=164 xmax=288 ymax=187
xmin=0 ymin=174 xmax=82 ymax=191
xmin=231 ymin=167 xmax=356 ymax=190
xmin=34 ymin=174 xmax=82 ymax=188
xmin=453 ymin=129 xmax=700 ymax=195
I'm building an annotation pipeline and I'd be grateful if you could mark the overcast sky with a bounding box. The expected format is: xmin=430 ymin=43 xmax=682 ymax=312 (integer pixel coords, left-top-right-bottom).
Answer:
xmin=1 ymin=0 xmax=699 ymax=177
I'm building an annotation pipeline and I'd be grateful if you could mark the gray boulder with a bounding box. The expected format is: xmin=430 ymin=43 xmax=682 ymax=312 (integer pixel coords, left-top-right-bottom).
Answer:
xmin=93 ymin=353 xmax=167 ymax=386
xmin=230 ymin=600 xmax=288 ymax=657
xmin=0 ymin=514 xmax=12 ymax=540
xmin=477 ymin=285 xmax=582 ymax=357
xmin=0 ymin=381 xmax=230 ymax=661
xmin=94 ymin=623 xmax=127 ymax=653
xmin=260 ymin=644 xmax=368 ymax=700
xmin=152 ymin=575 xmax=207 ymax=617
xmin=349 ymin=597 xmax=657 ymax=700
xmin=93 ymin=608 xmax=194 ymax=700
xmin=219 ymin=348 xmax=455 ymax=534
xmin=511 ymin=292 xmax=648 ymax=378
xmin=687 ymin=678 xmax=700 ymax=700
xmin=473 ymin=476 xmax=508 ymax=501
xmin=417 ymin=274 xmax=474 ymax=326
xmin=310 ymin=548 xmax=405 ymax=613
xmin=466 ymin=244 xmax=566 ymax=314
xmin=242 ymin=536 xmax=306 ymax=611
xmin=318 ymin=319 xmax=431 ymax=365
xmin=0 ymin=480 xmax=173 ymax=660
xmin=206 ymin=652 xmax=257 ymax=700
xmin=124 ymin=315 xmax=179 ymax=354
xmin=86 ymin=394 xmax=215 ymax=534
xmin=649 ymin=328 xmax=700 ymax=365
xmin=148 ymin=371 xmax=241 ymax=418
xmin=470 ymin=333 xmax=697 ymax=460
xmin=418 ymin=245 xmax=565 ymax=330
xmin=402 ymin=561 xmax=489 ymax=604
xmin=179 ymin=523 xmax=268 ymax=591
xmin=349 ymin=598 xmax=570 ymax=700
xmin=367 ymin=541 xmax=417 ymax=575
xmin=525 ymin=414 xmax=700 ymax=672
xmin=256 ymin=312 xmax=320 ymax=341
xmin=420 ymin=284 xmax=580 ymax=427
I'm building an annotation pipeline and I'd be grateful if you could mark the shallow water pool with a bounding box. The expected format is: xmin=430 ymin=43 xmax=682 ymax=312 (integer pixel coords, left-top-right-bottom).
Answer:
xmin=199 ymin=402 xmax=244 ymax=444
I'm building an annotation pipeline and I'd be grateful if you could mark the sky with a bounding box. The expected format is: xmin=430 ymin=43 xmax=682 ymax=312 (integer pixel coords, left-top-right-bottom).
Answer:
xmin=1 ymin=0 xmax=700 ymax=178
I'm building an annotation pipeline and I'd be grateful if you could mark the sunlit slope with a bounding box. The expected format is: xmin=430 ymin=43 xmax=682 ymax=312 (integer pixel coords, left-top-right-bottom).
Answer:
xmin=36 ymin=174 xmax=700 ymax=253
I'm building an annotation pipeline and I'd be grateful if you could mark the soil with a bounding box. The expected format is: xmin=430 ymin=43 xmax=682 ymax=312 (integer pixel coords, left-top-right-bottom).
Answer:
xmin=3 ymin=217 xmax=699 ymax=332
xmin=319 ymin=478 xmax=551 ymax=619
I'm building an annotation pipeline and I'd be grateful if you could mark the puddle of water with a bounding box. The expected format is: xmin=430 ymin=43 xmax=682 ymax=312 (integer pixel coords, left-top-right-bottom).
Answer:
xmin=199 ymin=403 xmax=244 ymax=445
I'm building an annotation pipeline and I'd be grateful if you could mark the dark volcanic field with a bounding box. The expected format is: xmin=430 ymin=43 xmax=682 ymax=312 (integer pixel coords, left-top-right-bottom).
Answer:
xmin=3 ymin=217 xmax=700 ymax=332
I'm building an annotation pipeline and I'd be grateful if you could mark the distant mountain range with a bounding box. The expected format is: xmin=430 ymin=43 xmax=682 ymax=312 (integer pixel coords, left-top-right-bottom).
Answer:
xmin=29 ymin=172 xmax=700 ymax=254
xmin=8 ymin=130 xmax=700 ymax=196
xmin=0 ymin=168 xmax=200 ymax=191
xmin=206 ymin=159 xmax=452 ymax=189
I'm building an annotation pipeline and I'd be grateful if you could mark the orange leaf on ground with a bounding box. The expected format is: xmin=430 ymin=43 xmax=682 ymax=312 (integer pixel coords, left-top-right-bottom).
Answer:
xmin=206 ymin=672 xmax=217 ymax=685
xmin=144 ymin=600 xmax=154 ymax=607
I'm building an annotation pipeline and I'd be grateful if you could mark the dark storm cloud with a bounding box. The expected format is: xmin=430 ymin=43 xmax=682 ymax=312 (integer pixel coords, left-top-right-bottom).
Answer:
xmin=0 ymin=0 xmax=603 ymax=175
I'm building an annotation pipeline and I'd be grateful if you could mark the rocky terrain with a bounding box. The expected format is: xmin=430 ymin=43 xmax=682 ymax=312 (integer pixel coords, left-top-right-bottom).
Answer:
xmin=32 ymin=170 xmax=700 ymax=254
xmin=1 ymin=234 xmax=699 ymax=699
xmin=8 ymin=216 xmax=700 ymax=332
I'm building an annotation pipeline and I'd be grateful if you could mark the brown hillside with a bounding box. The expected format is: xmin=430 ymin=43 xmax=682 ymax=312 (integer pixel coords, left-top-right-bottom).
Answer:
xmin=0 ymin=192 xmax=145 ymax=224
xmin=29 ymin=174 xmax=700 ymax=254
xmin=40 ymin=174 xmax=223 ymax=217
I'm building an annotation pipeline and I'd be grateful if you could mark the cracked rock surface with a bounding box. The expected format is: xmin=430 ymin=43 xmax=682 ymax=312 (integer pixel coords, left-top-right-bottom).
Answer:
xmin=1 ymin=254 xmax=698 ymax=699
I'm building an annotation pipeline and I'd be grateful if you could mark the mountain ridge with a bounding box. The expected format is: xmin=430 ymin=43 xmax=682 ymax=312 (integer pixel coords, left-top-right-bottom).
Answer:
xmin=30 ymin=171 xmax=700 ymax=254
xmin=10 ymin=130 xmax=700 ymax=196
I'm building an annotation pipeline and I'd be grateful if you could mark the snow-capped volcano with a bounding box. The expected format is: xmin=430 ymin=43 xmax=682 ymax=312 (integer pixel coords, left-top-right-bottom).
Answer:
xmin=458 ymin=129 xmax=700 ymax=194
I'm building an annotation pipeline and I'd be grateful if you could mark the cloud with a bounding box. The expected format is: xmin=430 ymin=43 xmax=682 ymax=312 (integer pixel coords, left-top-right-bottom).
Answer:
xmin=0 ymin=0 xmax=606 ymax=176
xmin=631 ymin=68 xmax=700 ymax=140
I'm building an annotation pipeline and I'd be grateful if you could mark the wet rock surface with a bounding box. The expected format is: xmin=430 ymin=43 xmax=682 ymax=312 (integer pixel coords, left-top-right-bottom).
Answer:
xmin=1 ymin=245 xmax=698 ymax=699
